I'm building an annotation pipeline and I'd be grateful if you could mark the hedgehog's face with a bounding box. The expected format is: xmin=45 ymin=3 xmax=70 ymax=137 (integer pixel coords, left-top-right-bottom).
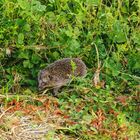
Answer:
xmin=38 ymin=70 xmax=53 ymax=90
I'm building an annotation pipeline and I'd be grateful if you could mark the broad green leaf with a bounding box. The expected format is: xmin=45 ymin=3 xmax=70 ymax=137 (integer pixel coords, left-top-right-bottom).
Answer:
xmin=17 ymin=0 xmax=30 ymax=10
xmin=117 ymin=44 xmax=128 ymax=53
xmin=63 ymin=39 xmax=81 ymax=56
xmin=132 ymin=30 xmax=140 ymax=45
xmin=0 ymin=34 xmax=4 ymax=39
xmin=18 ymin=33 xmax=24 ymax=44
xmin=23 ymin=24 xmax=31 ymax=31
xmin=31 ymin=54 xmax=41 ymax=64
xmin=105 ymin=58 xmax=122 ymax=76
xmin=117 ymin=113 xmax=127 ymax=126
xmin=49 ymin=0 xmax=55 ymax=3
xmin=16 ymin=19 xmax=26 ymax=26
xmin=23 ymin=60 xmax=33 ymax=68
xmin=108 ymin=20 xmax=127 ymax=43
xmin=18 ymin=51 xmax=29 ymax=59
xmin=46 ymin=12 xmax=56 ymax=22
xmin=31 ymin=1 xmax=46 ymax=12
xmin=52 ymin=51 xmax=60 ymax=59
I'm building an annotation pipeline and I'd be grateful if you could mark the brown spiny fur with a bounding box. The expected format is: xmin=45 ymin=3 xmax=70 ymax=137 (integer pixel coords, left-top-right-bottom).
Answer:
xmin=38 ymin=58 xmax=87 ymax=96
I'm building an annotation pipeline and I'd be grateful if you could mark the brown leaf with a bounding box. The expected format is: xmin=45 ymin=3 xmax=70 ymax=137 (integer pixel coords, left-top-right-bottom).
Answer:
xmin=116 ymin=96 xmax=128 ymax=106
xmin=54 ymin=109 xmax=63 ymax=116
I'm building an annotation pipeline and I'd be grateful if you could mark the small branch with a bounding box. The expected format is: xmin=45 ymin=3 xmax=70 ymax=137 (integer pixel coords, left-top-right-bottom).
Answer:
xmin=91 ymin=42 xmax=100 ymax=69
xmin=0 ymin=106 xmax=13 ymax=119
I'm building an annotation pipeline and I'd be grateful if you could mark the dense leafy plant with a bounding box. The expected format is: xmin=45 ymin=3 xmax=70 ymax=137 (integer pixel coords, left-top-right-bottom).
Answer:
xmin=0 ymin=0 xmax=140 ymax=139
xmin=0 ymin=0 xmax=139 ymax=88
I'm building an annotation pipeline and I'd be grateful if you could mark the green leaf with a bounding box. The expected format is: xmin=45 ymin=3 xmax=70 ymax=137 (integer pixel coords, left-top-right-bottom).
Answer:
xmin=23 ymin=89 xmax=33 ymax=95
xmin=64 ymin=39 xmax=81 ymax=56
xmin=18 ymin=51 xmax=29 ymax=59
xmin=132 ymin=30 xmax=140 ymax=45
xmin=52 ymin=51 xmax=60 ymax=59
xmin=18 ymin=33 xmax=24 ymax=44
xmin=87 ymin=0 xmax=99 ymax=6
xmin=105 ymin=58 xmax=122 ymax=76
xmin=17 ymin=0 xmax=30 ymax=10
xmin=23 ymin=24 xmax=31 ymax=31
xmin=31 ymin=54 xmax=41 ymax=64
xmin=108 ymin=20 xmax=127 ymax=43
xmin=23 ymin=60 xmax=33 ymax=68
xmin=16 ymin=19 xmax=26 ymax=26
xmin=71 ymin=60 xmax=77 ymax=73
xmin=112 ymin=69 xmax=120 ymax=76
xmin=31 ymin=1 xmax=46 ymax=12
xmin=46 ymin=12 xmax=56 ymax=22
xmin=0 ymin=34 xmax=4 ymax=39
xmin=117 ymin=113 xmax=127 ymax=126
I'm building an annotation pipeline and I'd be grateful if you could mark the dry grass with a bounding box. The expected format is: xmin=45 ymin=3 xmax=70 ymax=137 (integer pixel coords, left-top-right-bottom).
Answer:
xmin=0 ymin=95 xmax=77 ymax=140
xmin=0 ymin=92 xmax=140 ymax=140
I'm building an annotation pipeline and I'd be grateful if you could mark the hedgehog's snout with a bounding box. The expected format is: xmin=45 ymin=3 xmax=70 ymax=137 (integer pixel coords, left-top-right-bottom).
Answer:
xmin=38 ymin=81 xmax=46 ymax=91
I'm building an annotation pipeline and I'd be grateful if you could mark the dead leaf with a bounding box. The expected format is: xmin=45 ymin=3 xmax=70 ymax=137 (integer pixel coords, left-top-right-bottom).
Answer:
xmin=116 ymin=96 xmax=128 ymax=106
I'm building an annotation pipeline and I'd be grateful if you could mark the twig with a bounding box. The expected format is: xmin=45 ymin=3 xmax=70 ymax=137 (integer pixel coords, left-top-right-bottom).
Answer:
xmin=91 ymin=42 xmax=101 ymax=86
xmin=91 ymin=42 xmax=100 ymax=69
xmin=0 ymin=106 xmax=13 ymax=119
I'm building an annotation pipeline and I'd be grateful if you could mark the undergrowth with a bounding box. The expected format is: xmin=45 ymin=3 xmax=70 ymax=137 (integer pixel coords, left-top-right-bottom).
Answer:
xmin=0 ymin=0 xmax=140 ymax=139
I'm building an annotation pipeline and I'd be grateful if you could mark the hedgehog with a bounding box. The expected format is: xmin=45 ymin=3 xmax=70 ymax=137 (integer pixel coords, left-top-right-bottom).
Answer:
xmin=38 ymin=58 xmax=87 ymax=96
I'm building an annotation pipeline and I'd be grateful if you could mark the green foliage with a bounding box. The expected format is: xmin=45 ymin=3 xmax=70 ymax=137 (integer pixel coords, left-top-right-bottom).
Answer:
xmin=0 ymin=0 xmax=140 ymax=139
xmin=1 ymin=0 xmax=139 ymax=90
